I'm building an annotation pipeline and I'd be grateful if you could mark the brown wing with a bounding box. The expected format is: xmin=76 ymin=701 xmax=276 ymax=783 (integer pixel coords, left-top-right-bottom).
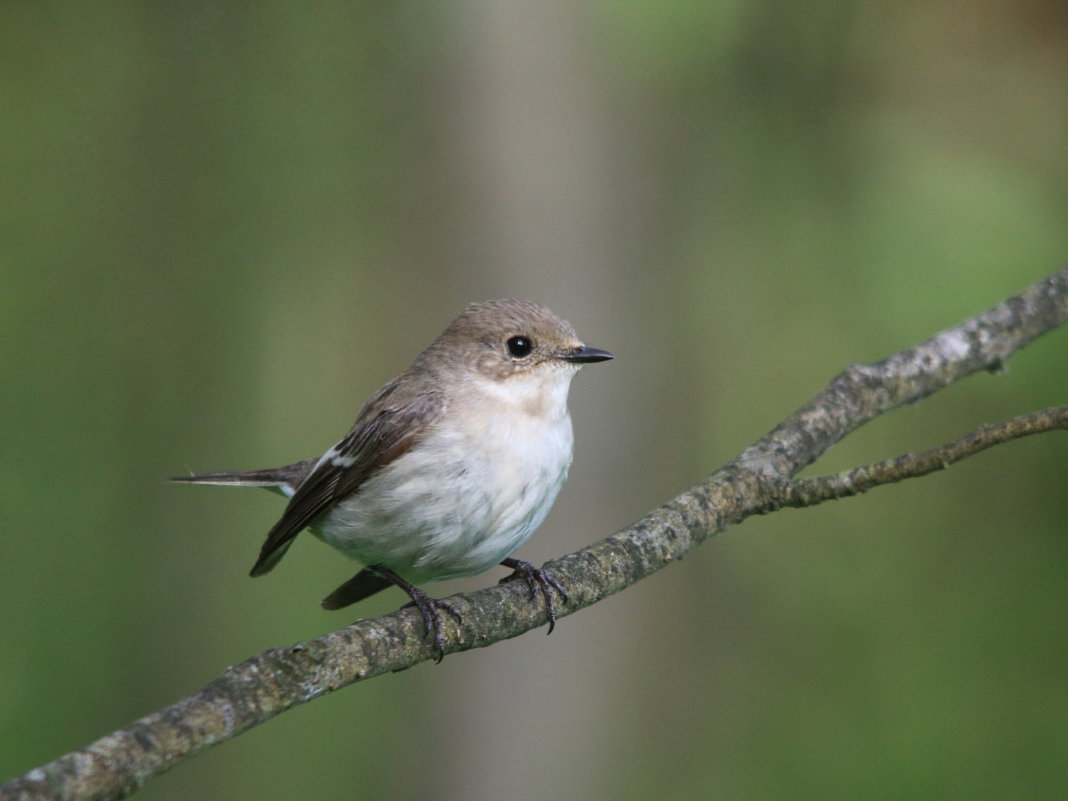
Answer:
xmin=249 ymin=377 xmax=445 ymax=577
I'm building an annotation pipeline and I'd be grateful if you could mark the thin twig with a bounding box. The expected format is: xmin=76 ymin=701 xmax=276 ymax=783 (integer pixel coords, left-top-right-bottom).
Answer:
xmin=781 ymin=406 xmax=1068 ymax=507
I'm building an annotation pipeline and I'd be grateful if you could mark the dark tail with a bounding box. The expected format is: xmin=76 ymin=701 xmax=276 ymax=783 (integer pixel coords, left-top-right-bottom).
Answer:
xmin=170 ymin=458 xmax=318 ymax=494
xmin=321 ymin=569 xmax=395 ymax=610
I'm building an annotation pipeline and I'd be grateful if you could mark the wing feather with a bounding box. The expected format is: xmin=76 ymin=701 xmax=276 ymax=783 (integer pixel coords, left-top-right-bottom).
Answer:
xmin=249 ymin=378 xmax=445 ymax=576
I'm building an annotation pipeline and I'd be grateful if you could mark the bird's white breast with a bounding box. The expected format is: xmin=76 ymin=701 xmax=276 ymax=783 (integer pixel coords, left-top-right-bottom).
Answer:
xmin=314 ymin=365 xmax=578 ymax=584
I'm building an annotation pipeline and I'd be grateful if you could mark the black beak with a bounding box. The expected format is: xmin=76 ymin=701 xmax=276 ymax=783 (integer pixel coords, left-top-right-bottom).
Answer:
xmin=559 ymin=345 xmax=615 ymax=364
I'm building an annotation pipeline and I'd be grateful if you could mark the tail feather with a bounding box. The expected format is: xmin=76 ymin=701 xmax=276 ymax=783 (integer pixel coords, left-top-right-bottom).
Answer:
xmin=171 ymin=458 xmax=318 ymax=495
xmin=321 ymin=569 xmax=395 ymax=610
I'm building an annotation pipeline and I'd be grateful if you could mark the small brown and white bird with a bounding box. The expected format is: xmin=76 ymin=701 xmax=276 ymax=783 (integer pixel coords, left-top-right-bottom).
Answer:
xmin=174 ymin=299 xmax=613 ymax=659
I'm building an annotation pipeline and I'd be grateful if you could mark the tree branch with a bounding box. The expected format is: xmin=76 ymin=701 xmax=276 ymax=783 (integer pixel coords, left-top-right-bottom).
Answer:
xmin=4 ymin=268 xmax=1067 ymax=801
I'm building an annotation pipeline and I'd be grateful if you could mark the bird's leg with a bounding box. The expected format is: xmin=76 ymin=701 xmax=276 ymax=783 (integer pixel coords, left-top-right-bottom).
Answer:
xmin=370 ymin=565 xmax=461 ymax=663
xmin=499 ymin=558 xmax=568 ymax=634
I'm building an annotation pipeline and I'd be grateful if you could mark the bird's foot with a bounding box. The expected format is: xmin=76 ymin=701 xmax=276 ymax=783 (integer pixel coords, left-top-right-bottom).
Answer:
xmin=370 ymin=565 xmax=461 ymax=663
xmin=499 ymin=558 xmax=568 ymax=634
xmin=399 ymin=590 xmax=462 ymax=663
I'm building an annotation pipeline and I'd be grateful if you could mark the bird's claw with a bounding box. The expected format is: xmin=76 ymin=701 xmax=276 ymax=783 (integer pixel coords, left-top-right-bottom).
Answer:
xmin=401 ymin=592 xmax=462 ymax=663
xmin=500 ymin=558 xmax=568 ymax=634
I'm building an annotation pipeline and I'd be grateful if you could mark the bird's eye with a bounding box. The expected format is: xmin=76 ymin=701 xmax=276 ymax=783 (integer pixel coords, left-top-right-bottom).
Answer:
xmin=506 ymin=335 xmax=534 ymax=358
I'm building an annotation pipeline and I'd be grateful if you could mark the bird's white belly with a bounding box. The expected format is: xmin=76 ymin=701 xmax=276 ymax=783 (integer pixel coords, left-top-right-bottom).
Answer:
xmin=313 ymin=404 xmax=573 ymax=584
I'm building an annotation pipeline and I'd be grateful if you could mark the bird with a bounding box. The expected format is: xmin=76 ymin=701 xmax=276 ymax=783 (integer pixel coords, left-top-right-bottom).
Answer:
xmin=173 ymin=299 xmax=614 ymax=660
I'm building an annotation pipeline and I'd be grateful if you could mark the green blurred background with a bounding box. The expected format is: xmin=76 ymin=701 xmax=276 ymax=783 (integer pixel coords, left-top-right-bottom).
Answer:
xmin=3 ymin=1 xmax=1067 ymax=799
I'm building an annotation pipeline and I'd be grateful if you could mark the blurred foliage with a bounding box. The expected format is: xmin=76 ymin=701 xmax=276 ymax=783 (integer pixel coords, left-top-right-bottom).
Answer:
xmin=2 ymin=1 xmax=1066 ymax=799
